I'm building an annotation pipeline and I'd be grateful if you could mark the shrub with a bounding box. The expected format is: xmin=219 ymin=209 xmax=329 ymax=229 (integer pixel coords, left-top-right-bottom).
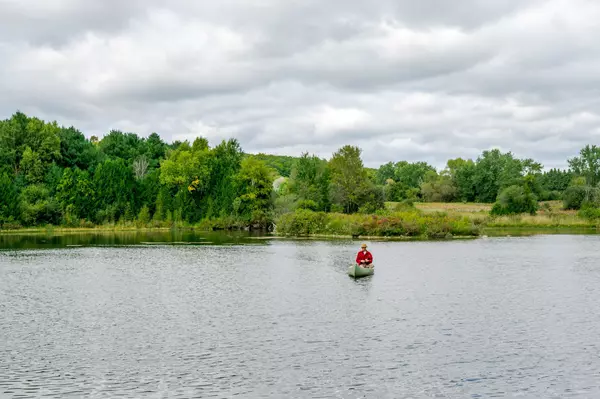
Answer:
xmin=563 ymin=185 xmax=600 ymax=210
xmin=296 ymin=199 xmax=318 ymax=211
xmin=274 ymin=208 xmax=479 ymax=238
xmin=577 ymin=202 xmax=600 ymax=220
xmin=275 ymin=209 xmax=327 ymax=236
xmin=137 ymin=205 xmax=151 ymax=226
xmin=393 ymin=201 xmax=416 ymax=212
xmin=490 ymin=185 xmax=538 ymax=216
xmin=359 ymin=185 xmax=385 ymax=213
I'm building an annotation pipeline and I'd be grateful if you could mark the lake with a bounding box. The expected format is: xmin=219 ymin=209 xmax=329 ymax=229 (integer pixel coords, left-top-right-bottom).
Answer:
xmin=1 ymin=231 xmax=600 ymax=398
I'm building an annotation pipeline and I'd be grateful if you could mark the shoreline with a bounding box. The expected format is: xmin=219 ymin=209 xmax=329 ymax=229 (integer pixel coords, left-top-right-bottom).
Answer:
xmin=1 ymin=224 xmax=599 ymax=240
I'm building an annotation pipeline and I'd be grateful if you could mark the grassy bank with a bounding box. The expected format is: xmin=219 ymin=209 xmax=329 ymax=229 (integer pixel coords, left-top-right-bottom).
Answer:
xmin=2 ymin=200 xmax=599 ymax=239
xmin=0 ymin=225 xmax=187 ymax=235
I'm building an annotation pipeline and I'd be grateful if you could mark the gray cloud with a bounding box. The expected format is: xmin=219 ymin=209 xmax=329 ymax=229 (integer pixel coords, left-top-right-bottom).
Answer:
xmin=1 ymin=0 xmax=599 ymax=170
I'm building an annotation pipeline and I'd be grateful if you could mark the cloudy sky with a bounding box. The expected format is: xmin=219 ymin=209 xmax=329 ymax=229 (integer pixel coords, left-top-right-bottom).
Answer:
xmin=1 ymin=0 xmax=599 ymax=169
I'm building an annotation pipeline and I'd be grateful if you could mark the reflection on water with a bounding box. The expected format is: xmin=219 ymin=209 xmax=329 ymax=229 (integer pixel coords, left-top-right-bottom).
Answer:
xmin=2 ymin=233 xmax=600 ymax=397
xmin=0 ymin=230 xmax=267 ymax=250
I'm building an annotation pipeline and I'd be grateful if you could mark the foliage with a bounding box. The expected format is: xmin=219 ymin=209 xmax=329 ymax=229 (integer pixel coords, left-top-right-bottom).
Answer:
xmin=329 ymin=145 xmax=382 ymax=213
xmin=358 ymin=185 xmax=385 ymax=214
xmin=137 ymin=205 xmax=151 ymax=226
xmin=275 ymin=209 xmax=480 ymax=238
xmin=287 ymin=152 xmax=331 ymax=212
xmin=0 ymin=172 xmax=19 ymax=223
xmin=56 ymin=167 xmax=95 ymax=220
xmin=383 ymin=180 xmax=419 ymax=202
xmin=194 ymin=139 xmax=243 ymax=220
xmin=234 ymin=157 xmax=275 ymax=227
xmin=1 ymin=110 xmax=600 ymax=234
xmin=393 ymin=161 xmax=436 ymax=188
xmin=472 ymin=149 xmax=528 ymax=203
xmin=446 ymin=158 xmax=477 ymax=202
xmin=19 ymin=184 xmax=61 ymax=226
xmin=576 ymin=198 xmax=600 ymax=221
xmin=375 ymin=162 xmax=396 ymax=185
xmin=247 ymin=153 xmax=296 ymax=177
xmin=562 ymin=185 xmax=600 ymax=210
xmin=58 ymin=126 xmax=101 ymax=170
xmin=420 ymin=170 xmax=457 ymax=202
xmin=568 ymin=145 xmax=600 ymax=186
xmin=490 ymin=185 xmax=538 ymax=216
xmin=538 ymin=168 xmax=573 ymax=193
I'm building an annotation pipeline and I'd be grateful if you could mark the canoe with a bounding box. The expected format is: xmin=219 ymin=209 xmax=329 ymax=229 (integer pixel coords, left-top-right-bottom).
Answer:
xmin=348 ymin=263 xmax=374 ymax=278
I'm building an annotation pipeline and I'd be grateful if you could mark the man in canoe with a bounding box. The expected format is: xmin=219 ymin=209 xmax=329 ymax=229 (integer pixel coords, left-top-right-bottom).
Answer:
xmin=356 ymin=243 xmax=373 ymax=268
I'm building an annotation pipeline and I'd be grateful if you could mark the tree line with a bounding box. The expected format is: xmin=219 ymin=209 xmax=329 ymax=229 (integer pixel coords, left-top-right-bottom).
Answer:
xmin=1 ymin=111 xmax=599 ymax=228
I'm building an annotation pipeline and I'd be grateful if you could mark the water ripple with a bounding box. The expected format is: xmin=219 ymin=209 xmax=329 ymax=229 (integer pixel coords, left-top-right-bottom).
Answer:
xmin=1 ymin=235 xmax=600 ymax=397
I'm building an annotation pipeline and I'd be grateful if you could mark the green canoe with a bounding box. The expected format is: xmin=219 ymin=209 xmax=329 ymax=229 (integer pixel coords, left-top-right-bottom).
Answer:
xmin=348 ymin=263 xmax=374 ymax=278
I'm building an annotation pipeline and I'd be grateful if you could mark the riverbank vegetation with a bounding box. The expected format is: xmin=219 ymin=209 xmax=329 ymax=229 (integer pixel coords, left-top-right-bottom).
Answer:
xmin=2 ymin=111 xmax=600 ymax=238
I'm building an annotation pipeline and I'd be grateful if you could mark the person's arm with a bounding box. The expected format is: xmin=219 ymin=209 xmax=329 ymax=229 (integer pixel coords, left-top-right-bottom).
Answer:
xmin=367 ymin=252 xmax=373 ymax=264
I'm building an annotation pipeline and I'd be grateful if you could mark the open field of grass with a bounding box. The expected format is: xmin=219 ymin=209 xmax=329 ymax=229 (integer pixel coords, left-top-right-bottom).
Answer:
xmin=415 ymin=202 xmax=493 ymax=213
xmin=389 ymin=200 xmax=575 ymax=214
xmin=386 ymin=200 xmax=597 ymax=231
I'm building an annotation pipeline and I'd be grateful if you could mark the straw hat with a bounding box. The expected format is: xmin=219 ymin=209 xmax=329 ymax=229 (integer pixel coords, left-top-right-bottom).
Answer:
xmin=361 ymin=243 xmax=367 ymax=249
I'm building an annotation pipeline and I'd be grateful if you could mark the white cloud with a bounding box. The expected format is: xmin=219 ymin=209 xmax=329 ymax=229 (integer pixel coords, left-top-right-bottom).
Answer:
xmin=1 ymin=0 xmax=600 ymax=171
xmin=312 ymin=106 xmax=371 ymax=135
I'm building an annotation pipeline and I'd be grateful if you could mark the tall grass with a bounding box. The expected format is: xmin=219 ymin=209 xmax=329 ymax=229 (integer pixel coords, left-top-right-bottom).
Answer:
xmin=275 ymin=208 xmax=481 ymax=238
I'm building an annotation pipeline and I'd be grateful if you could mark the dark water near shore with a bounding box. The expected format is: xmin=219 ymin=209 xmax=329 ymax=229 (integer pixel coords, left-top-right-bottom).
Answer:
xmin=2 ymin=232 xmax=600 ymax=398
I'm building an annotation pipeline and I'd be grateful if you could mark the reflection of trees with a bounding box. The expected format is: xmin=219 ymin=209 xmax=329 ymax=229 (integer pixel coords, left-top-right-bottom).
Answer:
xmin=0 ymin=230 xmax=266 ymax=250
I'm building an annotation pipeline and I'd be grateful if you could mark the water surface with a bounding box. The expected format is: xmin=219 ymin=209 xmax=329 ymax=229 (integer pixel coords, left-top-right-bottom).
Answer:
xmin=2 ymin=233 xmax=600 ymax=397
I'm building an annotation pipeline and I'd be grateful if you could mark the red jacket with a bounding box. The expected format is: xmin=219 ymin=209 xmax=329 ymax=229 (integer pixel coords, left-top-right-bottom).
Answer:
xmin=356 ymin=250 xmax=373 ymax=264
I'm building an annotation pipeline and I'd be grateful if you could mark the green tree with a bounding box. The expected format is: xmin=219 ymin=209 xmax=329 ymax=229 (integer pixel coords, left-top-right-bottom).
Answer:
xmin=159 ymin=146 xmax=207 ymax=188
xmin=137 ymin=205 xmax=151 ymax=225
xmin=93 ymin=158 xmax=135 ymax=221
xmin=568 ymin=145 xmax=600 ymax=186
xmin=445 ymin=158 xmax=476 ymax=202
xmin=248 ymin=153 xmax=296 ymax=177
xmin=160 ymin=140 xmax=212 ymax=222
xmin=44 ymin=164 xmax=64 ymax=196
xmin=135 ymin=168 xmax=160 ymax=216
xmin=563 ymin=185 xmax=600 ymax=210
xmin=235 ymin=157 xmax=275 ymax=225
xmin=0 ymin=172 xmax=19 ymax=223
xmin=328 ymin=145 xmax=371 ymax=214
xmin=358 ymin=184 xmax=385 ymax=213
xmin=383 ymin=179 xmax=416 ymax=202
xmin=98 ymin=130 xmax=144 ymax=164
xmin=288 ymin=152 xmax=331 ymax=211
xmin=420 ymin=170 xmax=458 ymax=202
xmin=58 ymin=126 xmax=101 ymax=170
xmin=491 ymin=175 xmax=539 ymax=216
xmin=20 ymin=146 xmax=46 ymax=183
xmin=394 ymin=161 xmax=436 ymax=189
xmin=203 ymin=139 xmax=244 ymax=218
xmin=19 ymin=184 xmax=61 ymax=226
xmin=490 ymin=184 xmax=538 ymax=216
xmin=539 ymin=168 xmax=573 ymax=192
xmin=0 ymin=112 xmax=61 ymax=176
xmin=472 ymin=149 xmax=528 ymax=203
xmin=144 ymin=132 xmax=167 ymax=168
xmin=375 ymin=162 xmax=396 ymax=185
xmin=56 ymin=168 xmax=95 ymax=220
